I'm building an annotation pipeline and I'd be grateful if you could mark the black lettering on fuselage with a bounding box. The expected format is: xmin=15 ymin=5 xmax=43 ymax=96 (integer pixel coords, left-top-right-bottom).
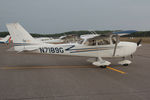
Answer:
xmin=39 ymin=47 xmax=64 ymax=54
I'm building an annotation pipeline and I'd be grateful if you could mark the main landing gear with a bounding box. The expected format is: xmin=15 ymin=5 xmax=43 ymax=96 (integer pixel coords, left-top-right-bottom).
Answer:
xmin=87 ymin=57 xmax=131 ymax=68
xmin=91 ymin=57 xmax=111 ymax=68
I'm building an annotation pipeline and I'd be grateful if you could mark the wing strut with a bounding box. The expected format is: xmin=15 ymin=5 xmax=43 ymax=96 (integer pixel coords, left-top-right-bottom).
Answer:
xmin=113 ymin=34 xmax=119 ymax=57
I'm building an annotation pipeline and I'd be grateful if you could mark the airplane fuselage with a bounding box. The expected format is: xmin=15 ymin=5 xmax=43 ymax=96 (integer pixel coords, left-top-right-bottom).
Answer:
xmin=17 ymin=41 xmax=137 ymax=58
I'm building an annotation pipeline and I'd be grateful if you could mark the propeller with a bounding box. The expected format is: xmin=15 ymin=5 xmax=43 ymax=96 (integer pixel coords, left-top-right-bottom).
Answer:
xmin=137 ymin=39 xmax=142 ymax=46
xmin=113 ymin=34 xmax=119 ymax=56
xmin=129 ymin=39 xmax=142 ymax=59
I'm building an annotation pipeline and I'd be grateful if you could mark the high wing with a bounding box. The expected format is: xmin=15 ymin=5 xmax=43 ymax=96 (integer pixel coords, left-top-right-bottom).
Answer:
xmin=82 ymin=30 xmax=137 ymax=42
xmin=113 ymin=30 xmax=137 ymax=36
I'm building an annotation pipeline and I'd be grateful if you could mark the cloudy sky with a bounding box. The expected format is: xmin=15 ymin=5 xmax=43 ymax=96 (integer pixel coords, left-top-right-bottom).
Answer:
xmin=0 ymin=0 xmax=150 ymax=34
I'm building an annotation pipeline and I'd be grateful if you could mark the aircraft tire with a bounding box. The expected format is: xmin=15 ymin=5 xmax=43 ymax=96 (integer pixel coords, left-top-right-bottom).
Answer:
xmin=100 ymin=66 xmax=107 ymax=68
xmin=123 ymin=64 xmax=129 ymax=66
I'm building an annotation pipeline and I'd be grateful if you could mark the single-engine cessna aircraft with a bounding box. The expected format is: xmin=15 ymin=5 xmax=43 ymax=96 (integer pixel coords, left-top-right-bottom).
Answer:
xmin=6 ymin=23 xmax=141 ymax=68
xmin=0 ymin=35 xmax=11 ymax=44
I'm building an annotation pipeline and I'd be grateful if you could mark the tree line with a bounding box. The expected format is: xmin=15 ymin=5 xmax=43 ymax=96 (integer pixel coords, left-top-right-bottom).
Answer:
xmin=0 ymin=30 xmax=150 ymax=38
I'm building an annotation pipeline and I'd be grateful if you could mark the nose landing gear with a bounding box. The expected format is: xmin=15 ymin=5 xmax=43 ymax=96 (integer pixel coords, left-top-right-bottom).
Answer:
xmin=118 ymin=60 xmax=132 ymax=66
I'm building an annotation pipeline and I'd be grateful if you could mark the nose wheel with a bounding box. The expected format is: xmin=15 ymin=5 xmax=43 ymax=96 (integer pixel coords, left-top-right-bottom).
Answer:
xmin=123 ymin=64 xmax=129 ymax=66
xmin=99 ymin=66 xmax=107 ymax=68
xmin=118 ymin=60 xmax=131 ymax=66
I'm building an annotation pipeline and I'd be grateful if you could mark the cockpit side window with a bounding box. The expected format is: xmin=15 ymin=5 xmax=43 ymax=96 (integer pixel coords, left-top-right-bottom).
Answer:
xmin=85 ymin=38 xmax=110 ymax=46
xmin=87 ymin=40 xmax=96 ymax=46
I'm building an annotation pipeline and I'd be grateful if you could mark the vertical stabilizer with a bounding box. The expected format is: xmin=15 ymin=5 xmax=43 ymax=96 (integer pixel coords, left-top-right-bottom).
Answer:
xmin=6 ymin=23 xmax=40 ymax=44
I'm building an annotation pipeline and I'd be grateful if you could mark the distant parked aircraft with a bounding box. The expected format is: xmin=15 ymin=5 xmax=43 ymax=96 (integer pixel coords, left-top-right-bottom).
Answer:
xmin=0 ymin=35 xmax=11 ymax=44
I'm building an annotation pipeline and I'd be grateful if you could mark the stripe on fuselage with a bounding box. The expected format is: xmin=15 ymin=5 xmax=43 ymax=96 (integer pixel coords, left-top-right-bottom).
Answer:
xmin=69 ymin=47 xmax=114 ymax=53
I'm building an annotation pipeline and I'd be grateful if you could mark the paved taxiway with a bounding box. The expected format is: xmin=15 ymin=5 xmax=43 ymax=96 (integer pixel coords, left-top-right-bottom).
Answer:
xmin=0 ymin=44 xmax=150 ymax=100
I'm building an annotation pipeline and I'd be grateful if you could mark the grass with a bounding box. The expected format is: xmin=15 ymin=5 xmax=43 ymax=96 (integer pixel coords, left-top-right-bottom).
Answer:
xmin=120 ymin=37 xmax=150 ymax=43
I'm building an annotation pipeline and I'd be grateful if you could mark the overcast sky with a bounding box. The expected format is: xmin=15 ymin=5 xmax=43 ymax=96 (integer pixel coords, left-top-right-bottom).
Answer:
xmin=0 ymin=0 xmax=150 ymax=34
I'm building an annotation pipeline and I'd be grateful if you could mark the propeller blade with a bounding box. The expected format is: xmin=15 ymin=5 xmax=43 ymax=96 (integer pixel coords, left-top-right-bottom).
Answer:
xmin=137 ymin=39 xmax=142 ymax=46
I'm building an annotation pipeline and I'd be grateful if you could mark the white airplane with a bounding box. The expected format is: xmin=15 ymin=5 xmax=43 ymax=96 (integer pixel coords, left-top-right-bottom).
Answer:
xmin=6 ymin=23 xmax=141 ymax=68
xmin=0 ymin=35 xmax=11 ymax=44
